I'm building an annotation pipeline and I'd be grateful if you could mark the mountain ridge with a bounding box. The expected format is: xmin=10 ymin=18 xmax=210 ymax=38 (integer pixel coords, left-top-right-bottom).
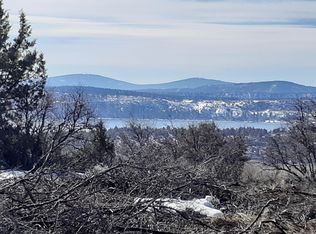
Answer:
xmin=47 ymin=74 xmax=230 ymax=90
xmin=47 ymin=74 xmax=316 ymax=99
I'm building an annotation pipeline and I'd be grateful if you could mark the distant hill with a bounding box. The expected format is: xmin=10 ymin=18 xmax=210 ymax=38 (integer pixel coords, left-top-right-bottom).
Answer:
xmin=47 ymin=74 xmax=316 ymax=99
xmin=139 ymin=80 xmax=316 ymax=99
xmin=47 ymin=74 xmax=139 ymax=90
xmin=139 ymin=77 xmax=230 ymax=90
xmin=173 ymin=81 xmax=316 ymax=99
xmin=198 ymin=81 xmax=316 ymax=94
xmin=47 ymin=74 xmax=229 ymax=91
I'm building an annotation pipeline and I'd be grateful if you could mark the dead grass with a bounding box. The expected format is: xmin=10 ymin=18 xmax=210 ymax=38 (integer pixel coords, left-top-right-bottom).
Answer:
xmin=241 ymin=161 xmax=290 ymax=187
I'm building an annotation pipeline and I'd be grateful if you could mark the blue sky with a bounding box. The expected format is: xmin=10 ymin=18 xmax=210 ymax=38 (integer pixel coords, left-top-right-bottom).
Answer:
xmin=4 ymin=0 xmax=316 ymax=86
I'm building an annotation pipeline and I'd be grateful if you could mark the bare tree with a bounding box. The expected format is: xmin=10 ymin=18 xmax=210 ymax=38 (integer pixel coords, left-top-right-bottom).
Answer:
xmin=266 ymin=100 xmax=316 ymax=182
xmin=177 ymin=123 xmax=225 ymax=165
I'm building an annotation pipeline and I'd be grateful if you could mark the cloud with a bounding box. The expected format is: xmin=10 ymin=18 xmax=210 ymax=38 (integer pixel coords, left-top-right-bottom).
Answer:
xmin=3 ymin=0 xmax=316 ymax=85
xmin=204 ymin=19 xmax=316 ymax=28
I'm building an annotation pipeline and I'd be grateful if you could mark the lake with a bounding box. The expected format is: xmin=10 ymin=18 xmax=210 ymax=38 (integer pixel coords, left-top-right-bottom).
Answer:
xmin=101 ymin=118 xmax=285 ymax=130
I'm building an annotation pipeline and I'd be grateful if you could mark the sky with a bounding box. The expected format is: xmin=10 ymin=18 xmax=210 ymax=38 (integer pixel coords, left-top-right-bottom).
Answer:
xmin=3 ymin=0 xmax=316 ymax=86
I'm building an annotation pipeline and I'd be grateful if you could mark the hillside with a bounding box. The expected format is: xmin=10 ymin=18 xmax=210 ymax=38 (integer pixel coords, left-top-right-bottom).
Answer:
xmin=47 ymin=74 xmax=229 ymax=91
xmin=47 ymin=75 xmax=316 ymax=121
xmin=47 ymin=74 xmax=316 ymax=99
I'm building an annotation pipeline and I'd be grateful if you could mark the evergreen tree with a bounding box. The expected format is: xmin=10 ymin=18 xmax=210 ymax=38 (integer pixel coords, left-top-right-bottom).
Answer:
xmin=0 ymin=0 xmax=10 ymax=115
xmin=0 ymin=1 xmax=47 ymax=169
xmin=0 ymin=1 xmax=9 ymax=47
xmin=90 ymin=121 xmax=115 ymax=167
xmin=6 ymin=12 xmax=47 ymax=133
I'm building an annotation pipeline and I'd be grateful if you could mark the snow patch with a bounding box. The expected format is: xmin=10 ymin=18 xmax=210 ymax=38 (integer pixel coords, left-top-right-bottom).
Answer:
xmin=136 ymin=196 xmax=223 ymax=218
xmin=182 ymin=99 xmax=193 ymax=104
xmin=0 ymin=170 xmax=26 ymax=180
xmin=193 ymin=101 xmax=212 ymax=113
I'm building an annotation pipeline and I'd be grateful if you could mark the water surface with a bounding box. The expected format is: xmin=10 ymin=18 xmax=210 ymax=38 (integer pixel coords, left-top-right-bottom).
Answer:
xmin=101 ymin=118 xmax=284 ymax=130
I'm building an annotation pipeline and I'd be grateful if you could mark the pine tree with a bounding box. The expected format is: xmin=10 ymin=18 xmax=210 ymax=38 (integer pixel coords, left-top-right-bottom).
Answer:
xmin=90 ymin=121 xmax=115 ymax=167
xmin=0 ymin=1 xmax=48 ymax=169
xmin=6 ymin=12 xmax=47 ymax=133
xmin=0 ymin=0 xmax=10 ymax=114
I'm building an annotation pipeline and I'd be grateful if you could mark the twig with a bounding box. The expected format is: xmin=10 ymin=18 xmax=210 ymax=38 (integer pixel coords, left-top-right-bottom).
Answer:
xmin=4 ymin=164 xmax=124 ymax=213
xmin=113 ymin=226 xmax=176 ymax=234
xmin=240 ymin=198 xmax=278 ymax=233
xmin=260 ymin=220 xmax=287 ymax=234
xmin=293 ymin=190 xmax=316 ymax=198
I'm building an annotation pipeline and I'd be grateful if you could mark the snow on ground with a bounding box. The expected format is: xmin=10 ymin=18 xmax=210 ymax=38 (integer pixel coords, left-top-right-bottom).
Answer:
xmin=0 ymin=170 xmax=26 ymax=181
xmin=0 ymin=170 xmax=88 ymax=181
xmin=193 ymin=101 xmax=213 ymax=113
xmin=137 ymin=196 xmax=223 ymax=218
